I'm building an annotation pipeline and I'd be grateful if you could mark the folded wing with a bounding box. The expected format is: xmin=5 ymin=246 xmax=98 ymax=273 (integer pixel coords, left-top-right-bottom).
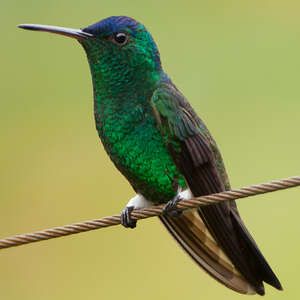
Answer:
xmin=151 ymin=81 xmax=282 ymax=295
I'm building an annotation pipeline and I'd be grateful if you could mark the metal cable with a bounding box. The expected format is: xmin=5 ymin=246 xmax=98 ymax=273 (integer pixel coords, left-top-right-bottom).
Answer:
xmin=0 ymin=175 xmax=299 ymax=250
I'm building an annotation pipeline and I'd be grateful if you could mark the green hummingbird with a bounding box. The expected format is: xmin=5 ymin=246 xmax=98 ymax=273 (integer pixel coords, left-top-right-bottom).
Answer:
xmin=19 ymin=16 xmax=282 ymax=295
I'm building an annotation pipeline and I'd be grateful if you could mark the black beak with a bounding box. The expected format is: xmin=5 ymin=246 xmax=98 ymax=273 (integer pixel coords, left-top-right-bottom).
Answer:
xmin=18 ymin=24 xmax=93 ymax=40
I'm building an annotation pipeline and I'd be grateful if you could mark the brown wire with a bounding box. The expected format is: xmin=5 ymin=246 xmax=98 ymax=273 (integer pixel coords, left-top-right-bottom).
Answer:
xmin=0 ymin=175 xmax=299 ymax=250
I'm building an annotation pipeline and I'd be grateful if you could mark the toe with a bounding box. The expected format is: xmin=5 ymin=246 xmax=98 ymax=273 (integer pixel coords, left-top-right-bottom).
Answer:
xmin=163 ymin=195 xmax=183 ymax=216
xmin=121 ymin=206 xmax=137 ymax=228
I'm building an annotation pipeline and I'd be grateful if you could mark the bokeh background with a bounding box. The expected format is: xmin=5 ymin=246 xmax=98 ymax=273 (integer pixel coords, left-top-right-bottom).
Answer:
xmin=1 ymin=1 xmax=300 ymax=299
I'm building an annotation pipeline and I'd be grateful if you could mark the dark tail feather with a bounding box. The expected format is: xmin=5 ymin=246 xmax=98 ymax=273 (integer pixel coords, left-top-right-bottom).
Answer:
xmin=159 ymin=210 xmax=257 ymax=295
xmin=230 ymin=210 xmax=283 ymax=291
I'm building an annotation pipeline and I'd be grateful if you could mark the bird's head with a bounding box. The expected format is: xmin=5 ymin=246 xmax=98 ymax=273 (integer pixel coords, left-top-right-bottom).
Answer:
xmin=19 ymin=16 xmax=162 ymax=93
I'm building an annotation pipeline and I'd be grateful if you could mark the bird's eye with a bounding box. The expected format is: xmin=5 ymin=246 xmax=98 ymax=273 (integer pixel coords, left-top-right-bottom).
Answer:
xmin=112 ymin=32 xmax=129 ymax=45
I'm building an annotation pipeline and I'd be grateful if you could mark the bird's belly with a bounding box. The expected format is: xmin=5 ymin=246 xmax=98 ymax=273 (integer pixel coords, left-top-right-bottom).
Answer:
xmin=101 ymin=116 xmax=186 ymax=203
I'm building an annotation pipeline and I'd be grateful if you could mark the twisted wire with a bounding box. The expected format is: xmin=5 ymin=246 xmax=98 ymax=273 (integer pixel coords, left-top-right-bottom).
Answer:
xmin=1 ymin=175 xmax=299 ymax=250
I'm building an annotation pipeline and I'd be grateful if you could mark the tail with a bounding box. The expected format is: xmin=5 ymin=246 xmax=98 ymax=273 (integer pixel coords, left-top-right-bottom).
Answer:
xmin=230 ymin=207 xmax=283 ymax=291
xmin=160 ymin=208 xmax=282 ymax=295
xmin=160 ymin=209 xmax=256 ymax=294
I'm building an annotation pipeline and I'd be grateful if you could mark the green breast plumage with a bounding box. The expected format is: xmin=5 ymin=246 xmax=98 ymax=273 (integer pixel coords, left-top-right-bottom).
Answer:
xmin=95 ymin=96 xmax=186 ymax=203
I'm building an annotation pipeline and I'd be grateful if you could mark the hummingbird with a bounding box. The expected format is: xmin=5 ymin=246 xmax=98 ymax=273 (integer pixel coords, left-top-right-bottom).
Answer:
xmin=19 ymin=16 xmax=282 ymax=295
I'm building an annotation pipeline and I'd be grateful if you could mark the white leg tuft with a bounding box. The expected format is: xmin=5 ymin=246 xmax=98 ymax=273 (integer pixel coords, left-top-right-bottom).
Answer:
xmin=178 ymin=188 xmax=193 ymax=200
xmin=126 ymin=194 xmax=154 ymax=209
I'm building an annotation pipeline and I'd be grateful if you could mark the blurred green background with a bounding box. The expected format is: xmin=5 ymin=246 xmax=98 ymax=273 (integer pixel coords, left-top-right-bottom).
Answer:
xmin=1 ymin=0 xmax=299 ymax=299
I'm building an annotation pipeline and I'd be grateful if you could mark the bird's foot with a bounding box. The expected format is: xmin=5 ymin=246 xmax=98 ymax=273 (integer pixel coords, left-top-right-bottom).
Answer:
xmin=163 ymin=195 xmax=184 ymax=217
xmin=121 ymin=194 xmax=153 ymax=229
xmin=121 ymin=206 xmax=137 ymax=228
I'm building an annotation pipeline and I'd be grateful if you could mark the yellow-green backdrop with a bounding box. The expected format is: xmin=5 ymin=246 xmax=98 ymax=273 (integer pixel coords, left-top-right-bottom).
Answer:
xmin=1 ymin=1 xmax=299 ymax=299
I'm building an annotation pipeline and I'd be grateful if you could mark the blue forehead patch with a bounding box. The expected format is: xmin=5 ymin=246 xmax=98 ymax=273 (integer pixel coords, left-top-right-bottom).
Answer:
xmin=82 ymin=16 xmax=141 ymax=36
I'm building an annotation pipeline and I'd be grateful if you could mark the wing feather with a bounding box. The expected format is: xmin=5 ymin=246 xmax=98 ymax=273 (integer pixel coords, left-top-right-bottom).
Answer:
xmin=151 ymin=81 xmax=282 ymax=295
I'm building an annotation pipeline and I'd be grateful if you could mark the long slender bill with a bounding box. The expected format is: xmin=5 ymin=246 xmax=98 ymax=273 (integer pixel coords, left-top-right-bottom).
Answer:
xmin=18 ymin=24 xmax=93 ymax=40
